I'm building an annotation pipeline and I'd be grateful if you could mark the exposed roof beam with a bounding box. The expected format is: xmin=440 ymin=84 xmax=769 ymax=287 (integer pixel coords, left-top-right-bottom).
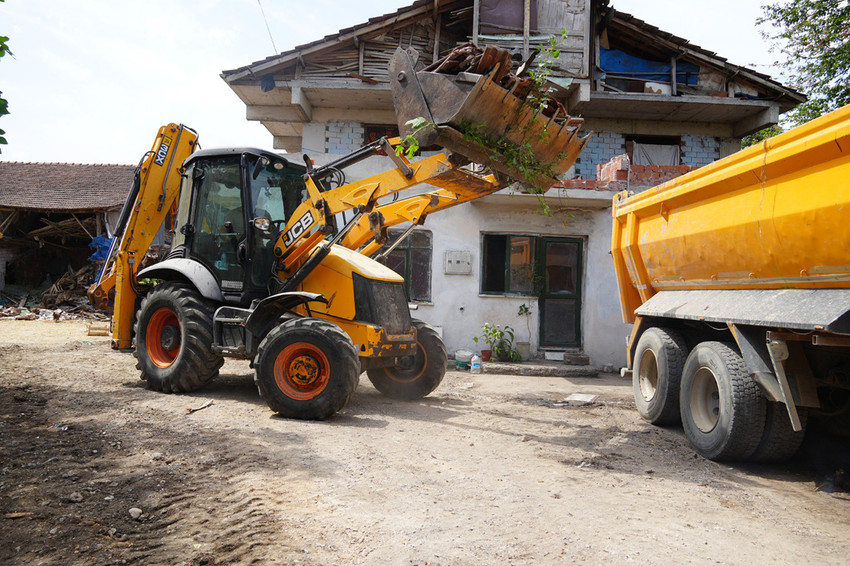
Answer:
xmin=247 ymin=105 xmax=305 ymax=122
xmin=291 ymin=87 xmax=312 ymax=121
xmin=733 ymin=105 xmax=780 ymax=138
xmin=273 ymin=136 xmax=303 ymax=152
xmin=223 ymin=0 xmax=467 ymax=83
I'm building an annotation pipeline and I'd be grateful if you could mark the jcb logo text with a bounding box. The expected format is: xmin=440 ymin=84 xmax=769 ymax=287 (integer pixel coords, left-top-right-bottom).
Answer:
xmin=283 ymin=211 xmax=315 ymax=248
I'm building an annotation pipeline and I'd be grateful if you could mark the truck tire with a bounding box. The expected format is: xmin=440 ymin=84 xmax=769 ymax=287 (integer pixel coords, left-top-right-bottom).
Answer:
xmin=633 ymin=327 xmax=687 ymax=425
xmin=749 ymin=402 xmax=808 ymax=463
xmin=134 ymin=282 xmax=223 ymax=393
xmin=679 ymin=342 xmax=766 ymax=461
xmin=254 ymin=318 xmax=359 ymax=420
xmin=367 ymin=319 xmax=447 ymax=400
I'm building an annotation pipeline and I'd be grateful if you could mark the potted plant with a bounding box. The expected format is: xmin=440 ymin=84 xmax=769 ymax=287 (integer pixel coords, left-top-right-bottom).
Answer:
xmin=516 ymin=303 xmax=533 ymax=360
xmin=474 ymin=323 xmax=521 ymax=362
xmin=473 ymin=322 xmax=501 ymax=361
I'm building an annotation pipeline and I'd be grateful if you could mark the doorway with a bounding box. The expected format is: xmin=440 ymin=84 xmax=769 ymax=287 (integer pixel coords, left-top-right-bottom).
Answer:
xmin=538 ymin=237 xmax=582 ymax=348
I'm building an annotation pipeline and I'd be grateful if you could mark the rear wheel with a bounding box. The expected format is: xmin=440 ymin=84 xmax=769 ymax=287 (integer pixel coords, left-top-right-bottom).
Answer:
xmin=749 ymin=402 xmax=808 ymax=463
xmin=367 ymin=319 xmax=447 ymax=400
xmin=679 ymin=342 xmax=766 ymax=461
xmin=255 ymin=318 xmax=358 ymax=420
xmin=633 ymin=327 xmax=687 ymax=425
xmin=134 ymin=282 xmax=223 ymax=392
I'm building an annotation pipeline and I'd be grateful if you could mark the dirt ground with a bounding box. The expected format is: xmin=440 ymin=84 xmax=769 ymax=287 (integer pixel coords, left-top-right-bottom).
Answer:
xmin=1 ymin=319 xmax=848 ymax=565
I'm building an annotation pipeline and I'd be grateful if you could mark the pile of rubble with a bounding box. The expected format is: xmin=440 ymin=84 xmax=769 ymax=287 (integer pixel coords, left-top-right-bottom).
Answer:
xmin=0 ymin=263 xmax=109 ymax=321
xmin=40 ymin=264 xmax=96 ymax=309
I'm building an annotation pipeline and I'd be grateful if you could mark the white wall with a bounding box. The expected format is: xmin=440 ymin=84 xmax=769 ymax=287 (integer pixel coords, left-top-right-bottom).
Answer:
xmin=409 ymin=194 xmax=630 ymax=368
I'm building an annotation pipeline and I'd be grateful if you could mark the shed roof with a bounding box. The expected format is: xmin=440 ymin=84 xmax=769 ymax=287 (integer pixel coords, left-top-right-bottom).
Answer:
xmin=0 ymin=162 xmax=134 ymax=212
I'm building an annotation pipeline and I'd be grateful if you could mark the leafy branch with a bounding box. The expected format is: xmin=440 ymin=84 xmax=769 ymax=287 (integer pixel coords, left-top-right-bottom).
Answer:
xmin=395 ymin=117 xmax=431 ymax=159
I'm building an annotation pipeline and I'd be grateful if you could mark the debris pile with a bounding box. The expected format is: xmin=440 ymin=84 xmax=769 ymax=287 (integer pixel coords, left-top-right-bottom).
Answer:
xmin=422 ymin=43 xmax=569 ymax=124
xmin=41 ymin=264 xmax=96 ymax=308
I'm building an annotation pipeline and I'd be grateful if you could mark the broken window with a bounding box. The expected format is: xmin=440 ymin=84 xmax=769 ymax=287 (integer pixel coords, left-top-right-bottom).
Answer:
xmin=625 ymin=135 xmax=682 ymax=166
xmin=382 ymin=229 xmax=432 ymax=302
xmin=481 ymin=234 xmax=536 ymax=295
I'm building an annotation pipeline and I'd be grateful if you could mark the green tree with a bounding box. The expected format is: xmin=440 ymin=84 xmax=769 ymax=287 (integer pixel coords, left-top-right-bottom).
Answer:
xmin=741 ymin=125 xmax=783 ymax=149
xmin=0 ymin=0 xmax=9 ymax=151
xmin=758 ymin=0 xmax=850 ymax=126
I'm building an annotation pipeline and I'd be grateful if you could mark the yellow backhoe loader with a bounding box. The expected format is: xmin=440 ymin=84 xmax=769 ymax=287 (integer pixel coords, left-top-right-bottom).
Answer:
xmin=89 ymin=47 xmax=589 ymax=419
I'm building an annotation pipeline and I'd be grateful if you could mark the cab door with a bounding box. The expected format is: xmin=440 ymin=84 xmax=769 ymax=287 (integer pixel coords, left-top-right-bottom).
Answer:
xmin=186 ymin=155 xmax=249 ymax=296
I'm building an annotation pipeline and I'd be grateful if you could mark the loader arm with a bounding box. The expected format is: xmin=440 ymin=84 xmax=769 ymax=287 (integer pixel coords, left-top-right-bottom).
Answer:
xmin=269 ymin=142 xmax=509 ymax=284
xmin=88 ymin=123 xmax=199 ymax=348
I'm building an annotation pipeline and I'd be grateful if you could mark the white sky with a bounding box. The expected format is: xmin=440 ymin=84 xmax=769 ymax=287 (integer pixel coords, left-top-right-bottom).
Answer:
xmin=1 ymin=0 xmax=782 ymax=165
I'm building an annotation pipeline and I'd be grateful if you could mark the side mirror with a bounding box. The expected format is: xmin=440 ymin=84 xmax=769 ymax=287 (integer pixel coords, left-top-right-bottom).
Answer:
xmin=252 ymin=217 xmax=271 ymax=232
xmin=252 ymin=156 xmax=270 ymax=180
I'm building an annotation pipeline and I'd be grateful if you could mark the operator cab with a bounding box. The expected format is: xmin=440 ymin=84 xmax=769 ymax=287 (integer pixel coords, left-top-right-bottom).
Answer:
xmin=172 ymin=148 xmax=308 ymax=306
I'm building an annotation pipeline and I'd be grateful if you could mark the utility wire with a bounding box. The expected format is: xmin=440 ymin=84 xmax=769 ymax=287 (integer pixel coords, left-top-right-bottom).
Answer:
xmin=257 ymin=0 xmax=278 ymax=53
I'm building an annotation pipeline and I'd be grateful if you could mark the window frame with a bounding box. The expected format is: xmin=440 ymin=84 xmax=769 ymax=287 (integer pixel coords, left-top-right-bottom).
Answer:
xmin=382 ymin=228 xmax=433 ymax=303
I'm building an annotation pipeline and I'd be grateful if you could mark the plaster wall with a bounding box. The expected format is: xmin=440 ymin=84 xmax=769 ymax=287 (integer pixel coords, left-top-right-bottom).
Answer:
xmin=408 ymin=197 xmax=630 ymax=368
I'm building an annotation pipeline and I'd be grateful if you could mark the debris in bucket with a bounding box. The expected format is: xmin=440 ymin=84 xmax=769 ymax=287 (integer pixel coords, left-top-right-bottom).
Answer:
xmin=422 ymin=43 xmax=570 ymax=125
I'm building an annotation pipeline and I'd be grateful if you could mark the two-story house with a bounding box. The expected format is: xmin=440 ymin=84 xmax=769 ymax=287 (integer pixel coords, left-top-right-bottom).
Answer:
xmin=220 ymin=0 xmax=803 ymax=368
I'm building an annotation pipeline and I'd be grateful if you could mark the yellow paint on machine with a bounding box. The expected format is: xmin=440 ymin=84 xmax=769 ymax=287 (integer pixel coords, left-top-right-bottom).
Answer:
xmin=612 ymin=104 xmax=850 ymax=323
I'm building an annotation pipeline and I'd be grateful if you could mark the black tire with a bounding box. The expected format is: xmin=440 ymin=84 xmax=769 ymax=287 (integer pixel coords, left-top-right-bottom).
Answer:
xmin=134 ymin=282 xmax=223 ymax=393
xmin=633 ymin=327 xmax=687 ymax=425
xmin=679 ymin=342 xmax=766 ymax=462
xmin=366 ymin=319 xmax=447 ymax=401
xmin=749 ymin=402 xmax=808 ymax=463
xmin=254 ymin=318 xmax=359 ymax=420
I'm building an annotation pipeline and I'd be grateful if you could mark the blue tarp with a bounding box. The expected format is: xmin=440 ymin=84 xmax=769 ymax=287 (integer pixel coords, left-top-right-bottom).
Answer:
xmin=599 ymin=47 xmax=699 ymax=86
xmin=88 ymin=235 xmax=112 ymax=262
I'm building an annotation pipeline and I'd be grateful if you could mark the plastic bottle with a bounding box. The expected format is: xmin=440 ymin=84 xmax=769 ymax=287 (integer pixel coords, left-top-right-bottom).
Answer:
xmin=470 ymin=353 xmax=482 ymax=374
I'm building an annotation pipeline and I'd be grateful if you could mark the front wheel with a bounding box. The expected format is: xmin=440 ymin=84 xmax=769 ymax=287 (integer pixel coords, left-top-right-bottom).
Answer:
xmin=367 ymin=319 xmax=447 ymax=400
xmin=134 ymin=282 xmax=224 ymax=393
xmin=254 ymin=318 xmax=359 ymax=420
xmin=679 ymin=342 xmax=766 ymax=461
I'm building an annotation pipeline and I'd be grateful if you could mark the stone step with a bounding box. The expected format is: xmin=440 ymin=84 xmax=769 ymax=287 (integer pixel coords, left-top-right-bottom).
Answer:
xmin=479 ymin=360 xmax=599 ymax=378
xmin=542 ymin=351 xmax=591 ymax=366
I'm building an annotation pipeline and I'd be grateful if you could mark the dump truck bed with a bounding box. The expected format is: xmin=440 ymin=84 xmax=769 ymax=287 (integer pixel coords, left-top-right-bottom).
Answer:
xmin=611 ymin=105 xmax=850 ymax=323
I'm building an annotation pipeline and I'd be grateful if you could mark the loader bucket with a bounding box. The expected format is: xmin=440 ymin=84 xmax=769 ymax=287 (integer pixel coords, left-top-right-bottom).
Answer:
xmin=390 ymin=47 xmax=590 ymax=189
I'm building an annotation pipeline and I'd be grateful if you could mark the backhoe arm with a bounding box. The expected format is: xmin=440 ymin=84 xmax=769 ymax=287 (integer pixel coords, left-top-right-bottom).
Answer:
xmin=88 ymin=123 xmax=198 ymax=348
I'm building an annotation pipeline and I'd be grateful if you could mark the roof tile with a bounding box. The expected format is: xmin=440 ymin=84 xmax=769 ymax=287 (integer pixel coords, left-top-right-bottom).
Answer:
xmin=0 ymin=162 xmax=135 ymax=212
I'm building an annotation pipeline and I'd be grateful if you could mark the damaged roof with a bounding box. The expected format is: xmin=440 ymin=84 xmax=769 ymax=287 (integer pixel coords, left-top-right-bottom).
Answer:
xmin=603 ymin=7 xmax=804 ymax=102
xmin=222 ymin=0 xmax=448 ymax=82
xmin=0 ymin=162 xmax=134 ymax=213
xmin=222 ymin=0 xmax=801 ymax=101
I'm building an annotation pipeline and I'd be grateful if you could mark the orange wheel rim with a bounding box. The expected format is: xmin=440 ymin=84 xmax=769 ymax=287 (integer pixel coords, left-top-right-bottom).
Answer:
xmin=273 ymin=343 xmax=330 ymax=400
xmin=147 ymin=307 xmax=181 ymax=368
xmin=388 ymin=339 xmax=427 ymax=383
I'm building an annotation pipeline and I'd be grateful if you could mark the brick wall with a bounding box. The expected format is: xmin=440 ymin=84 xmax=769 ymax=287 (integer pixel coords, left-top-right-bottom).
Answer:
xmin=560 ymin=154 xmax=698 ymax=192
xmin=575 ymin=131 xmax=720 ymax=177
xmin=681 ymin=134 xmax=720 ymax=167
xmin=574 ymin=131 xmax=626 ymax=178
xmin=325 ymin=122 xmax=365 ymax=154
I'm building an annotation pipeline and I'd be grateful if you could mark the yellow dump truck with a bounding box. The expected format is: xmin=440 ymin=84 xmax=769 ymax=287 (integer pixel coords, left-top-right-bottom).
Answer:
xmin=611 ymin=104 xmax=850 ymax=462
